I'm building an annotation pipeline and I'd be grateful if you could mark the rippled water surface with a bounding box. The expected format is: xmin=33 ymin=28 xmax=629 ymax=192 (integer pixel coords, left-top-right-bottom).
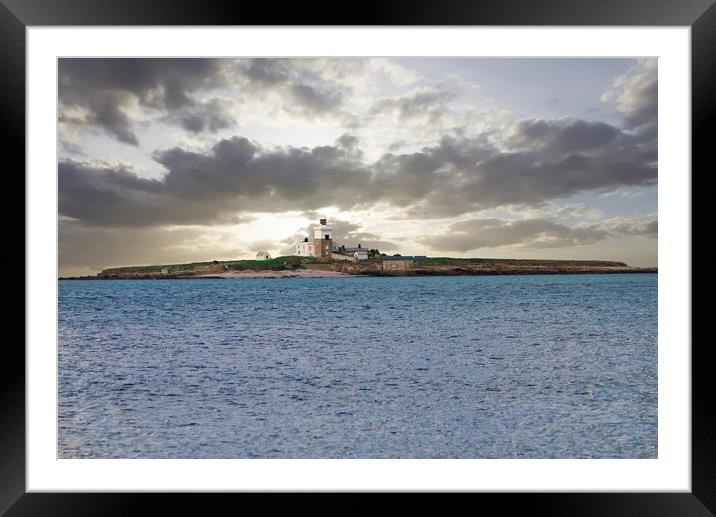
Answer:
xmin=59 ymin=274 xmax=657 ymax=458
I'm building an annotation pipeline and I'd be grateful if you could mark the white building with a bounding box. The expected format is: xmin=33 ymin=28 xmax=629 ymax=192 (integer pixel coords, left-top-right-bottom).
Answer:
xmin=296 ymin=217 xmax=334 ymax=258
xmin=353 ymin=251 xmax=369 ymax=261
xmin=295 ymin=238 xmax=315 ymax=257
xmin=255 ymin=251 xmax=272 ymax=260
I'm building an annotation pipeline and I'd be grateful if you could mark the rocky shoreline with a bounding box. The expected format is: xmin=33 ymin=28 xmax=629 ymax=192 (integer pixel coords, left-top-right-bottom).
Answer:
xmin=60 ymin=261 xmax=657 ymax=280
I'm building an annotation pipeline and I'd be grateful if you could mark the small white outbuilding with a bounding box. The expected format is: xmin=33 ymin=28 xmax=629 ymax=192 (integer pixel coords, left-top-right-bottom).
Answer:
xmin=255 ymin=251 xmax=272 ymax=260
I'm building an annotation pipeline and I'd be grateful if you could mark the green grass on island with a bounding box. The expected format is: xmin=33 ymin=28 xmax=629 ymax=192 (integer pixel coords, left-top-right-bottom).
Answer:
xmin=101 ymin=256 xmax=306 ymax=275
xmin=92 ymin=254 xmax=636 ymax=279
xmin=424 ymin=257 xmax=628 ymax=267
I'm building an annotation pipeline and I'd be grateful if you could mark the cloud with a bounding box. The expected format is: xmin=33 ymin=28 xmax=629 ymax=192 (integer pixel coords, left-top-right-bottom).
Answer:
xmin=288 ymin=82 xmax=345 ymax=115
xmin=418 ymin=213 xmax=658 ymax=253
xmin=240 ymin=58 xmax=292 ymax=86
xmin=365 ymin=86 xmax=467 ymax=139
xmin=235 ymin=58 xmax=353 ymax=120
xmin=58 ymin=58 xmax=368 ymax=145
xmin=58 ymin=159 xmax=251 ymax=227
xmin=601 ymin=58 xmax=657 ymax=137
xmin=164 ymin=98 xmax=237 ymax=134
xmin=368 ymin=58 xmax=421 ymax=87
xmin=609 ymin=217 xmax=658 ymax=238
xmin=58 ymin=133 xmax=372 ymax=226
xmin=59 ymin=116 xmax=657 ymax=226
xmin=59 ymin=58 xmax=230 ymax=145
xmin=507 ymin=118 xmax=620 ymax=155
xmin=371 ymin=86 xmax=456 ymax=121
xmin=384 ymin=130 xmax=656 ymax=217
xmin=418 ymin=218 xmax=609 ymax=252
xmin=555 ymin=204 xmax=604 ymax=220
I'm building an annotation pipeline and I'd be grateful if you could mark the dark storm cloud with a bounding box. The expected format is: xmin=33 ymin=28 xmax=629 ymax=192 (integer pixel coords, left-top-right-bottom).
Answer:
xmin=238 ymin=58 xmax=348 ymax=110
xmin=59 ymin=58 xmax=224 ymax=109
xmin=165 ymin=98 xmax=236 ymax=134
xmin=241 ymin=58 xmax=292 ymax=85
xmin=152 ymin=136 xmax=369 ymax=207
xmin=507 ymin=119 xmax=620 ymax=154
xmin=58 ymin=58 xmax=352 ymax=145
xmin=379 ymin=127 xmax=656 ymax=217
xmin=59 ymin=58 xmax=228 ymax=145
xmin=288 ymin=83 xmax=345 ymax=114
xmin=59 ymin=116 xmax=658 ymax=227
xmin=336 ymin=133 xmax=360 ymax=150
xmin=59 ymin=160 xmax=249 ymax=226
xmin=454 ymin=149 xmax=655 ymax=207
xmin=59 ymin=135 xmax=369 ymax=226
xmin=237 ymin=58 xmax=349 ymax=117
xmin=418 ymin=218 xmax=609 ymax=252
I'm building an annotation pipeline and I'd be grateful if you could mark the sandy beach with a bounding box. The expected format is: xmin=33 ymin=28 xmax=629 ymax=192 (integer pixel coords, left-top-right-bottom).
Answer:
xmin=196 ymin=269 xmax=351 ymax=279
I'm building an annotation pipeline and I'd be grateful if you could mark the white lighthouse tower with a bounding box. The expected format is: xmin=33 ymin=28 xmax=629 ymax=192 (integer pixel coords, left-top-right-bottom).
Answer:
xmin=313 ymin=217 xmax=333 ymax=259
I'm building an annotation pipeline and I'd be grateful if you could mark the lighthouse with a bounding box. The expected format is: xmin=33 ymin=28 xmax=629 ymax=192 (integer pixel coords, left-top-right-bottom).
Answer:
xmin=313 ymin=218 xmax=333 ymax=259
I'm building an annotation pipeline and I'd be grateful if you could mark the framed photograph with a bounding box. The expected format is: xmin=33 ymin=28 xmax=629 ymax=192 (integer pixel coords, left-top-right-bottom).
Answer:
xmin=4 ymin=0 xmax=713 ymax=513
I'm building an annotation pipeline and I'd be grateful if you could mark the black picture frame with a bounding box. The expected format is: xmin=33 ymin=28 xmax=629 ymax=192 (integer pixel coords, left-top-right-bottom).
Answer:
xmin=2 ymin=0 xmax=713 ymax=514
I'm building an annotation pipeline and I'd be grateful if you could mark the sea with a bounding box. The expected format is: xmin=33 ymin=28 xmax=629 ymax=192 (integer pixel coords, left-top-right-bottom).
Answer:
xmin=58 ymin=273 xmax=657 ymax=459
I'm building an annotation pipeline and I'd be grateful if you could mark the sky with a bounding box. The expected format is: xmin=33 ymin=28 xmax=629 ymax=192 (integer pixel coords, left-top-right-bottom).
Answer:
xmin=58 ymin=57 xmax=657 ymax=276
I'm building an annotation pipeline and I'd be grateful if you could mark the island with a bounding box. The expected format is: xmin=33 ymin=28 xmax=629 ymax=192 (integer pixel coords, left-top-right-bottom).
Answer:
xmin=59 ymin=216 xmax=657 ymax=280
xmin=59 ymin=255 xmax=656 ymax=280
